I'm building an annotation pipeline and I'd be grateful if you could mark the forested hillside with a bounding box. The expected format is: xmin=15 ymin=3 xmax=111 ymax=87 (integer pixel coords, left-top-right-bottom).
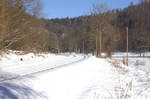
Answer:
xmin=45 ymin=0 xmax=150 ymax=54
xmin=0 ymin=0 xmax=50 ymax=52
xmin=0 ymin=0 xmax=150 ymax=56
xmin=116 ymin=0 xmax=150 ymax=52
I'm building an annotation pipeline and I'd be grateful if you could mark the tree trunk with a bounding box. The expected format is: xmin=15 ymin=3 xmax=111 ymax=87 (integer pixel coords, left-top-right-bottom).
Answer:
xmin=99 ymin=31 xmax=102 ymax=57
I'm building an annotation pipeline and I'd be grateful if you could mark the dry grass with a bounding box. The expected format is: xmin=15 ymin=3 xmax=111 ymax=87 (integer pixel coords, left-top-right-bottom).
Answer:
xmin=107 ymin=58 xmax=132 ymax=99
xmin=91 ymin=59 xmax=132 ymax=99
xmin=110 ymin=80 xmax=132 ymax=99
xmin=14 ymin=51 xmax=29 ymax=55
xmin=108 ymin=59 xmax=128 ymax=75
xmin=92 ymin=80 xmax=132 ymax=99
xmin=135 ymin=60 xmax=146 ymax=66
xmin=122 ymin=58 xmax=126 ymax=65
xmin=93 ymin=92 xmax=100 ymax=99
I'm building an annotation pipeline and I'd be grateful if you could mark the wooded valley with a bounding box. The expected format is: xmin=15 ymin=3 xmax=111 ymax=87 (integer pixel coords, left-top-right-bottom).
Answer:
xmin=0 ymin=0 xmax=150 ymax=57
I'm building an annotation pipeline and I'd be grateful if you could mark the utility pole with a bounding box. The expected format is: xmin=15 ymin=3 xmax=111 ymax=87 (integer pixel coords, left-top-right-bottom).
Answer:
xmin=126 ymin=27 xmax=128 ymax=66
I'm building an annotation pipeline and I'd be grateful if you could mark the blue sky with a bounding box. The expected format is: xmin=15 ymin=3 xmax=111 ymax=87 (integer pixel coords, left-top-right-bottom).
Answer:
xmin=41 ymin=0 xmax=139 ymax=19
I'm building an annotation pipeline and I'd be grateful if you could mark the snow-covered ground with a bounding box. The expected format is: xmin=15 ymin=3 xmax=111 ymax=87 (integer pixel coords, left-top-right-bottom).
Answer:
xmin=0 ymin=52 xmax=85 ymax=80
xmin=0 ymin=52 xmax=150 ymax=99
xmin=110 ymin=53 xmax=150 ymax=99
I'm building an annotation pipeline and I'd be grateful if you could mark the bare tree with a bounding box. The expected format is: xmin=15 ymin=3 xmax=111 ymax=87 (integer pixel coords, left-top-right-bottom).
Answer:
xmin=90 ymin=3 xmax=109 ymax=57
xmin=90 ymin=3 xmax=118 ymax=57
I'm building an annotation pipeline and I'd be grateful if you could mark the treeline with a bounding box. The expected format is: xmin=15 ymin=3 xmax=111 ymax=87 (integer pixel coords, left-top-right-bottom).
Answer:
xmin=45 ymin=0 xmax=150 ymax=55
xmin=45 ymin=13 xmax=119 ymax=57
xmin=0 ymin=0 xmax=150 ymax=56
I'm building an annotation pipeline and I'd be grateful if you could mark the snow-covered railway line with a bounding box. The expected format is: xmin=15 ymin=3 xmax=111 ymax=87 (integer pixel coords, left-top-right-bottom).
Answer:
xmin=0 ymin=54 xmax=87 ymax=83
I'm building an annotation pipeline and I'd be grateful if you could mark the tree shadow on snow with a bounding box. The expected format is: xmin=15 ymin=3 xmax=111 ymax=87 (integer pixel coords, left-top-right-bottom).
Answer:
xmin=0 ymin=72 xmax=48 ymax=99
xmin=0 ymin=82 xmax=48 ymax=99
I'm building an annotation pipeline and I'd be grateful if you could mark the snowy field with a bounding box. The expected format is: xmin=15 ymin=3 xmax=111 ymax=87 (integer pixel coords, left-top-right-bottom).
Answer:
xmin=0 ymin=51 xmax=150 ymax=99
xmin=0 ymin=52 xmax=85 ymax=80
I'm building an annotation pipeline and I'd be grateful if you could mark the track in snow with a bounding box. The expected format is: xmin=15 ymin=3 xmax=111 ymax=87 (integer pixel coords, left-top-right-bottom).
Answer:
xmin=0 ymin=54 xmax=88 ymax=83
